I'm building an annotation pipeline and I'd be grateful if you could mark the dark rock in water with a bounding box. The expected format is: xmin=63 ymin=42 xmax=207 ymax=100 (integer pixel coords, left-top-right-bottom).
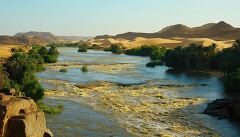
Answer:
xmin=204 ymin=99 xmax=240 ymax=121
xmin=146 ymin=61 xmax=164 ymax=68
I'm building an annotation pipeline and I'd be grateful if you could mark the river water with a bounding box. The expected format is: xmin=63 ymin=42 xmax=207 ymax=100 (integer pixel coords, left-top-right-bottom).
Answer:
xmin=37 ymin=47 xmax=240 ymax=137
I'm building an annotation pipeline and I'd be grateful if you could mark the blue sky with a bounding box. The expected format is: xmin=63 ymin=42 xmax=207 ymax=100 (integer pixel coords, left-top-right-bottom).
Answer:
xmin=0 ymin=0 xmax=239 ymax=36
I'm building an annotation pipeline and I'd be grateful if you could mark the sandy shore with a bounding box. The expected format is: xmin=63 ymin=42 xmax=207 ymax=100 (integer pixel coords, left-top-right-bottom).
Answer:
xmin=40 ymin=78 xmax=220 ymax=137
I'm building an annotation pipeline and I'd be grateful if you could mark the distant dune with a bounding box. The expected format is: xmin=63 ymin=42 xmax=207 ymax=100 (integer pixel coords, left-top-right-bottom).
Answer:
xmin=89 ymin=37 xmax=182 ymax=49
xmin=0 ymin=45 xmax=29 ymax=58
xmin=87 ymin=37 xmax=233 ymax=49
xmin=89 ymin=21 xmax=238 ymax=49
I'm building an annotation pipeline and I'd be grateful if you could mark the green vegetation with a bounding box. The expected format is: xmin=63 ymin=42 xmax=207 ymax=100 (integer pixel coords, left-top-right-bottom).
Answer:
xmin=81 ymin=66 xmax=88 ymax=72
xmin=1 ymin=45 xmax=60 ymax=102
xmin=217 ymin=40 xmax=240 ymax=92
xmin=223 ymin=69 xmax=240 ymax=92
xmin=3 ymin=53 xmax=45 ymax=101
xmin=11 ymin=48 xmax=24 ymax=53
xmin=37 ymin=46 xmax=59 ymax=63
xmin=60 ymin=68 xmax=67 ymax=73
xmin=163 ymin=40 xmax=240 ymax=93
xmin=125 ymin=45 xmax=167 ymax=66
xmin=38 ymin=102 xmax=63 ymax=114
xmin=164 ymin=44 xmax=217 ymax=70
xmin=213 ymin=40 xmax=240 ymax=73
xmin=105 ymin=44 xmax=122 ymax=54
xmin=125 ymin=45 xmax=165 ymax=58
xmin=78 ymin=44 xmax=88 ymax=52
xmin=0 ymin=65 xmax=9 ymax=89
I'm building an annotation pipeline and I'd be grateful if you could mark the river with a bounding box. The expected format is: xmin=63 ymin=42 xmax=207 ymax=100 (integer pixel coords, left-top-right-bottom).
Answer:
xmin=37 ymin=47 xmax=240 ymax=137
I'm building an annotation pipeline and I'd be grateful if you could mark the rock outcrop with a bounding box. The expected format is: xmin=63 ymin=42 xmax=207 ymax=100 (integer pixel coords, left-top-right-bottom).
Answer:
xmin=0 ymin=93 xmax=53 ymax=137
xmin=203 ymin=99 xmax=240 ymax=121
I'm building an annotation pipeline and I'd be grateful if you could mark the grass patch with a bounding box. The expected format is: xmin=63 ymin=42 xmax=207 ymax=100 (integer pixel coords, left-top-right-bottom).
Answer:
xmin=38 ymin=102 xmax=63 ymax=114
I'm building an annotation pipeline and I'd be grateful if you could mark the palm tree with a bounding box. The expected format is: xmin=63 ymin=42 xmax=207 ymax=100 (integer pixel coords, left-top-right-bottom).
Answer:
xmin=0 ymin=64 xmax=9 ymax=89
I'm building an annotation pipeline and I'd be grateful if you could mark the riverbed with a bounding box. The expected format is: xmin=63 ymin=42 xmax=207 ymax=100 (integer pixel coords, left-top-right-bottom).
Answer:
xmin=37 ymin=48 xmax=240 ymax=137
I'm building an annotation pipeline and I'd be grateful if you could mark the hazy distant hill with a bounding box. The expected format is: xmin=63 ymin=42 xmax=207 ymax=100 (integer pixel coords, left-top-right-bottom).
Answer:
xmin=15 ymin=31 xmax=59 ymax=43
xmin=95 ymin=21 xmax=240 ymax=40
xmin=60 ymin=36 xmax=93 ymax=41
xmin=15 ymin=31 xmax=92 ymax=42
xmin=0 ymin=31 xmax=92 ymax=45
xmin=0 ymin=35 xmax=48 ymax=45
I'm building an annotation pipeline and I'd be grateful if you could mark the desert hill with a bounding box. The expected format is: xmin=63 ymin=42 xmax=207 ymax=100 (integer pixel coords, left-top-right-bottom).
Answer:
xmin=95 ymin=21 xmax=240 ymax=40
xmin=0 ymin=32 xmax=92 ymax=46
xmin=0 ymin=35 xmax=48 ymax=45
xmin=15 ymin=31 xmax=92 ymax=42
xmin=15 ymin=31 xmax=59 ymax=43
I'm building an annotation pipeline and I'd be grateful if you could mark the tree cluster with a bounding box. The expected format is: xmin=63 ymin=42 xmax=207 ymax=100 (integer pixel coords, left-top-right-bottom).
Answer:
xmin=0 ymin=45 xmax=60 ymax=101
xmin=164 ymin=44 xmax=217 ymax=70
xmin=164 ymin=40 xmax=240 ymax=92
xmin=104 ymin=44 xmax=123 ymax=54
xmin=78 ymin=44 xmax=88 ymax=52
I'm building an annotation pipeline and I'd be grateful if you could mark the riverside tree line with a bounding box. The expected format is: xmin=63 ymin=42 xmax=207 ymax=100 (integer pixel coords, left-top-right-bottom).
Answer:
xmin=106 ymin=40 xmax=240 ymax=93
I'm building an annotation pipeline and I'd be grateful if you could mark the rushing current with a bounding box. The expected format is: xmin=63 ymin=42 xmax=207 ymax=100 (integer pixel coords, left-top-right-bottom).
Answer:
xmin=37 ymin=47 xmax=240 ymax=137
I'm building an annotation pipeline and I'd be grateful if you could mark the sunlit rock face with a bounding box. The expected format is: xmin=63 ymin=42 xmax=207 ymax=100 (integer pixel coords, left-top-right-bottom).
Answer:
xmin=0 ymin=93 xmax=53 ymax=137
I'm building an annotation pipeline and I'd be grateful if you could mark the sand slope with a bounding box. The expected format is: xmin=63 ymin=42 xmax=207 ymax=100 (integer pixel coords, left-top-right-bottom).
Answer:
xmin=0 ymin=45 xmax=29 ymax=58
xmin=88 ymin=37 xmax=233 ymax=49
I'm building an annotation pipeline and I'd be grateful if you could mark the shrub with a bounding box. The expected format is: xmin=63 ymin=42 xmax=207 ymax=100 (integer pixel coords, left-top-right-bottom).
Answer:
xmin=3 ymin=45 xmax=60 ymax=101
xmin=78 ymin=44 xmax=88 ymax=52
xmin=38 ymin=102 xmax=63 ymax=114
xmin=23 ymin=81 xmax=44 ymax=102
xmin=3 ymin=53 xmax=45 ymax=101
xmin=48 ymin=46 xmax=60 ymax=56
xmin=60 ymin=68 xmax=67 ymax=73
xmin=81 ymin=66 xmax=88 ymax=72
xmin=38 ymin=47 xmax=49 ymax=56
xmin=0 ymin=64 xmax=9 ymax=89
xmin=125 ymin=45 xmax=166 ymax=60
xmin=105 ymin=44 xmax=122 ymax=54
xmin=224 ymin=69 xmax=240 ymax=92
xmin=43 ymin=55 xmax=58 ymax=63
xmin=11 ymin=48 xmax=24 ymax=53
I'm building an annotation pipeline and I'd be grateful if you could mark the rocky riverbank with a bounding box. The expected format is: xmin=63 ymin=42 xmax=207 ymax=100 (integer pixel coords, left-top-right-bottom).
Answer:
xmin=0 ymin=93 xmax=53 ymax=137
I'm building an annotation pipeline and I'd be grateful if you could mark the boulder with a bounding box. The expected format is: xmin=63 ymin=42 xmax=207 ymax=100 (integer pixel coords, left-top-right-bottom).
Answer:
xmin=0 ymin=93 xmax=53 ymax=137
xmin=204 ymin=99 xmax=240 ymax=121
xmin=5 ymin=112 xmax=48 ymax=137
